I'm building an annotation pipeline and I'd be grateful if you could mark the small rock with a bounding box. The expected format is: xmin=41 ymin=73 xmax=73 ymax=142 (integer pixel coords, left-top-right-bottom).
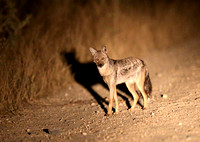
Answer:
xmin=186 ymin=135 xmax=191 ymax=140
xmin=91 ymin=102 xmax=96 ymax=106
xmin=161 ymin=94 xmax=168 ymax=99
xmin=51 ymin=130 xmax=61 ymax=135
xmin=82 ymin=132 xmax=87 ymax=136
xmin=179 ymin=122 xmax=182 ymax=126
xmin=43 ymin=129 xmax=50 ymax=134
xmin=26 ymin=129 xmax=31 ymax=135
xmin=95 ymin=110 xmax=99 ymax=114
xmin=62 ymin=106 xmax=67 ymax=109
xmin=65 ymin=93 xmax=68 ymax=97
xmin=150 ymin=112 xmax=155 ymax=116
xmin=156 ymin=73 xmax=162 ymax=77
xmin=105 ymin=135 xmax=109 ymax=139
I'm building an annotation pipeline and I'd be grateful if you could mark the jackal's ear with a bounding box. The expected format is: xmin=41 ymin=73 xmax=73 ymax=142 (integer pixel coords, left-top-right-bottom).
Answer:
xmin=102 ymin=46 xmax=107 ymax=53
xmin=89 ymin=48 xmax=97 ymax=56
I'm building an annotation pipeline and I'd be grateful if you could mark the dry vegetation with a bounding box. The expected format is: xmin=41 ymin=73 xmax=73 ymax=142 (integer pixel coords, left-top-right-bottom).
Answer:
xmin=0 ymin=0 xmax=200 ymax=112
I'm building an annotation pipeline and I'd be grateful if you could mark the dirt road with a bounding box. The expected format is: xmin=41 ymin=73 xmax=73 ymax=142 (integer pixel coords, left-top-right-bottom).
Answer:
xmin=0 ymin=40 xmax=200 ymax=142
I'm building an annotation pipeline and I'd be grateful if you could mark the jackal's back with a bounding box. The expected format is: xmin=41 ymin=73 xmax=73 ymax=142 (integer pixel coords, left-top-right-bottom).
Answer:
xmin=112 ymin=57 xmax=145 ymax=84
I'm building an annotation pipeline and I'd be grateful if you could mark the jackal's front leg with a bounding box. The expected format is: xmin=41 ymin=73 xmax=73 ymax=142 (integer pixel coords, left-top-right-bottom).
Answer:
xmin=107 ymin=85 xmax=117 ymax=116
xmin=113 ymin=88 xmax=119 ymax=114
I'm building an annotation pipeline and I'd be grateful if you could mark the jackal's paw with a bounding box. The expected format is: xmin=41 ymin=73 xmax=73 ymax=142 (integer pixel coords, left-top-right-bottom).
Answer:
xmin=105 ymin=113 xmax=111 ymax=116
xmin=128 ymin=108 xmax=134 ymax=112
xmin=142 ymin=107 xmax=147 ymax=110
xmin=113 ymin=111 xmax=118 ymax=115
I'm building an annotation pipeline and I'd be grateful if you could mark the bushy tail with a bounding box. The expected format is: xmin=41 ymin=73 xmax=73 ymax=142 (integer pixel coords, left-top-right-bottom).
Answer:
xmin=144 ymin=68 xmax=152 ymax=98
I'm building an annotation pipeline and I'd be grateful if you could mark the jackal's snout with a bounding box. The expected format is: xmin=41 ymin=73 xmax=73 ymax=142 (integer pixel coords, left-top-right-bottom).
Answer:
xmin=94 ymin=58 xmax=105 ymax=67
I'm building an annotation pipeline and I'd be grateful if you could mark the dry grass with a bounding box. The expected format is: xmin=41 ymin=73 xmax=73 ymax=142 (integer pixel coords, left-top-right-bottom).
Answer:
xmin=0 ymin=0 xmax=200 ymax=111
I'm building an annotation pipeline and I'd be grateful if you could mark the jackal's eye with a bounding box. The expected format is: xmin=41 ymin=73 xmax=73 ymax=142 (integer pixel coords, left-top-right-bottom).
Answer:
xmin=101 ymin=57 xmax=105 ymax=60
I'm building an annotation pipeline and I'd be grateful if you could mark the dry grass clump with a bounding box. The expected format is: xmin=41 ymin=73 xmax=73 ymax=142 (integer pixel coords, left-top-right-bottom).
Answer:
xmin=0 ymin=0 xmax=200 ymax=111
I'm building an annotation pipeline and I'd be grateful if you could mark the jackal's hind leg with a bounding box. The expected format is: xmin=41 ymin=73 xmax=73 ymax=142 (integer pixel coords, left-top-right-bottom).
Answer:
xmin=136 ymin=69 xmax=148 ymax=109
xmin=139 ymin=87 xmax=148 ymax=109
xmin=125 ymin=82 xmax=139 ymax=111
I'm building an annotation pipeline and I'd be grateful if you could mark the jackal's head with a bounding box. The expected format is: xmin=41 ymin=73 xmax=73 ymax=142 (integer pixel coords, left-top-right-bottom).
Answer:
xmin=89 ymin=46 xmax=109 ymax=68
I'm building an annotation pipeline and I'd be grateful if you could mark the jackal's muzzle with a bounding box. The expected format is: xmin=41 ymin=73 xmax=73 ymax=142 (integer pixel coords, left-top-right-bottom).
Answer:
xmin=95 ymin=61 xmax=104 ymax=68
xmin=94 ymin=58 xmax=104 ymax=67
xmin=96 ymin=63 xmax=104 ymax=67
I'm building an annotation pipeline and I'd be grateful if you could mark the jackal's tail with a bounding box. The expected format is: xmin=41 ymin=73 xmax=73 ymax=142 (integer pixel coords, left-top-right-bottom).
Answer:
xmin=144 ymin=68 xmax=152 ymax=98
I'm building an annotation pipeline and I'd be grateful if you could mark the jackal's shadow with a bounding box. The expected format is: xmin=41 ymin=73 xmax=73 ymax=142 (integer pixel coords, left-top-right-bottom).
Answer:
xmin=61 ymin=50 xmax=109 ymax=113
xmin=61 ymin=50 xmax=135 ymax=114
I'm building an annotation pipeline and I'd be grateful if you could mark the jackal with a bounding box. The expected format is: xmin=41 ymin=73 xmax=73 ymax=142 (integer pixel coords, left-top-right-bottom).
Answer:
xmin=89 ymin=46 xmax=152 ymax=116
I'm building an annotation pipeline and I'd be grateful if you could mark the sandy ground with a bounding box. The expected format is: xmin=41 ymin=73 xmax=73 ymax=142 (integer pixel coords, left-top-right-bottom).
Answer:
xmin=0 ymin=40 xmax=200 ymax=142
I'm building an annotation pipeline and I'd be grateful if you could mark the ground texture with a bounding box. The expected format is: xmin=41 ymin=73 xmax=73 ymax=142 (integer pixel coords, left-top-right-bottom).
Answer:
xmin=0 ymin=40 xmax=200 ymax=142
